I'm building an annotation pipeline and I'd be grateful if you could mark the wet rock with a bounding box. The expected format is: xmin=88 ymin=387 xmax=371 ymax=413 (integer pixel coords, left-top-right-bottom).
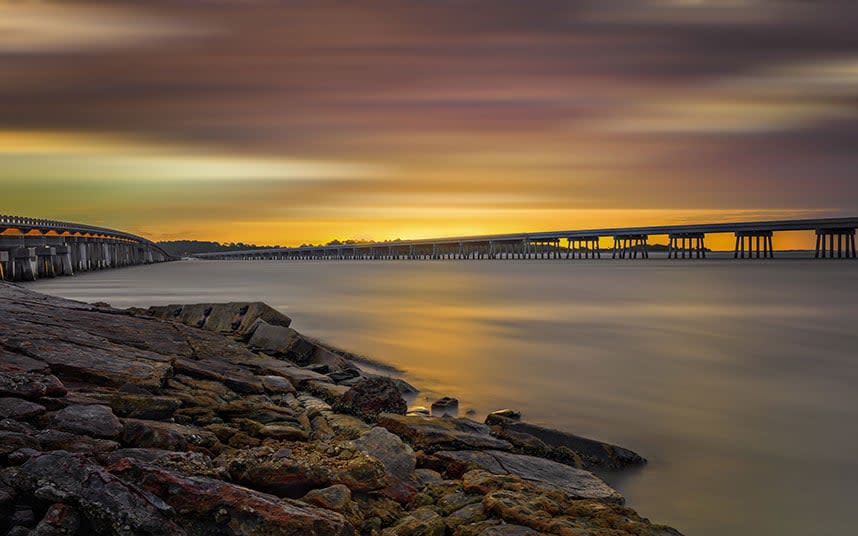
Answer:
xmin=35 ymin=430 xmax=119 ymax=454
xmin=434 ymin=451 xmax=622 ymax=502
xmin=0 ymin=372 xmax=67 ymax=400
xmin=485 ymin=413 xmax=645 ymax=470
xmin=486 ymin=409 xmax=520 ymax=421
xmin=377 ymin=414 xmax=512 ymax=452
xmin=32 ymin=503 xmax=81 ymax=536
xmin=110 ymin=457 xmax=353 ymax=536
xmin=333 ymin=378 xmax=407 ymax=421
xmin=381 ymin=506 xmax=445 ymax=536
xmin=0 ymin=397 xmax=46 ymax=420
xmin=16 ymin=451 xmax=183 ymax=536
xmin=52 ymin=404 xmax=122 ymax=439
xmin=351 ymin=427 xmax=418 ymax=503
xmin=430 ymin=397 xmax=459 ymax=416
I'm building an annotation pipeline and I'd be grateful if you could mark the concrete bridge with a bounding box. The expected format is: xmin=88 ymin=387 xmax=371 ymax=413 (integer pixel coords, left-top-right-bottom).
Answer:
xmin=0 ymin=214 xmax=174 ymax=281
xmin=196 ymin=217 xmax=858 ymax=262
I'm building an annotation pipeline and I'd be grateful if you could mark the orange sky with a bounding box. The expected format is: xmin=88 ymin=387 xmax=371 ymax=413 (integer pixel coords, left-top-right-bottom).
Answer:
xmin=1 ymin=2 xmax=857 ymax=249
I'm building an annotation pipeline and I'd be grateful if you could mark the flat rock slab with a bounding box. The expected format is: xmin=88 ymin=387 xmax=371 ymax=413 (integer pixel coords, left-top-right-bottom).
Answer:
xmin=52 ymin=404 xmax=122 ymax=439
xmin=377 ymin=414 xmax=512 ymax=452
xmin=435 ymin=450 xmax=623 ymax=503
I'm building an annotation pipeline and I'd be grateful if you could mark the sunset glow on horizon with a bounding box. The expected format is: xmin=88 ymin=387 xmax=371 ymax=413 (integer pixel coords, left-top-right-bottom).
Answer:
xmin=2 ymin=1 xmax=858 ymax=248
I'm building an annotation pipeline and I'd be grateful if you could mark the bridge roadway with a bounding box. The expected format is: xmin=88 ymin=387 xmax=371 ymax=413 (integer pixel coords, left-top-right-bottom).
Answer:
xmin=0 ymin=214 xmax=174 ymax=281
xmin=196 ymin=217 xmax=858 ymax=262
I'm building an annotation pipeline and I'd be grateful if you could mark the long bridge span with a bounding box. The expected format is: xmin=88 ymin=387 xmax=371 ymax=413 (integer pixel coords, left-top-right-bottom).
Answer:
xmin=196 ymin=217 xmax=858 ymax=262
xmin=0 ymin=214 xmax=174 ymax=281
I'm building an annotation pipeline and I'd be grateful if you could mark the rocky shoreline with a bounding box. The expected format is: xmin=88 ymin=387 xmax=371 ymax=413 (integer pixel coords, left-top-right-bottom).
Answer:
xmin=0 ymin=282 xmax=682 ymax=536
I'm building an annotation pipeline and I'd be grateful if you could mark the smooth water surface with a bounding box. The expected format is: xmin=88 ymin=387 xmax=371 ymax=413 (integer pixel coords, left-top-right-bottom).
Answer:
xmin=30 ymin=259 xmax=858 ymax=536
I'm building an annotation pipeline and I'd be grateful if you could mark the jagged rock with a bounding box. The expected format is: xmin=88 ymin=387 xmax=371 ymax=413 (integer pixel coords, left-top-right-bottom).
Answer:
xmin=432 ymin=450 xmax=621 ymax=502
xmin=444 ymin=503 xmax=486 ymax=531
xmin=248 ymin=322 xmax=316 ymax=364
xmin=224 ymin=443 xmax=389 ymax=498
xmin=32 ymin=503 xmax=82 ymax=536
xmin=0 ymin=431 xmax=39 ymax=457
xmin=259 ymin=375 xmax=295 ymax=394
xmin=302 ymin=484 xmax=364 ymax=526
xmin=85 ymin=392 xmax=181 ymax=421
xmin=377 ymin=414 xmax=511 ymax=452
xmin=0 ymin=397 xmax=46 ymax=420
xmin=35 ymin=430 xmax=119 ymax=454
xmin=485 ymin=413 xmax=645 ymax=470
xmin=334 ymin=378 xmax=407 ymax=421
xmin=381 ymin=506 xmax=445 ymax=536
xmin=0 ymin=372 xmax=67 ymax=400
xmin=351 ymin=427 xmax=418 ymax=503
xmin=52 ymin=404 xmax=122 ymax=439
xmin=110 ymin=457 xmax=353 ymax=536
xmin=16 ymin=451 xmax=183 ymax=536
xmin=121 ymin=419 xmax=218 ymax=452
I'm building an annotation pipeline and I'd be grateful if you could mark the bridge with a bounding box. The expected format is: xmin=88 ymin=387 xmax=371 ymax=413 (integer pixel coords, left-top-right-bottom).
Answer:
xmin=0 ymin=214 xmax=174 ymax=281
xmin=196 ymin=217 xmax=858 ymax=262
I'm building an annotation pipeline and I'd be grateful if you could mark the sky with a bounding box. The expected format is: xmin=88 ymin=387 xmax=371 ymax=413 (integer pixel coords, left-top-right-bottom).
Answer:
xmin=2 ymin=0 xmax=858 ymax=248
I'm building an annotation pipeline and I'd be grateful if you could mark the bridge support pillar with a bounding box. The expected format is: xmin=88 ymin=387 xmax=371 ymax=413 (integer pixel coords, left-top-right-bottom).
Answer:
xmin=567 ymin=237 xmax=600 ymax=259
xmin=11 ymin=247 xmax=37 ymax=281
xmin=612 ymin=235 xmax=648 ymax=259
xmin=0 ymin=251 xmax=8 ymax=280
xmin=734 ymin=231 xmax=773 ymax=259
xmin=35 ymin=246 xmax=57 ymax=278
xmin=815 ymin=228 xmax=856 ymax=259
xmin=668 ymin=233 xmax=706 ymax=259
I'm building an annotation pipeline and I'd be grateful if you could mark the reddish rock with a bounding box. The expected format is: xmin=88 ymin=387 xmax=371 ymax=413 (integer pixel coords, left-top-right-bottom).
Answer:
xmin=110 ymin=457 xmax=354 ymax=536
xmin=32 ymin=503 xmax=82 ymax=536
xmin=16 ymin=451 xmax=183 ymax=536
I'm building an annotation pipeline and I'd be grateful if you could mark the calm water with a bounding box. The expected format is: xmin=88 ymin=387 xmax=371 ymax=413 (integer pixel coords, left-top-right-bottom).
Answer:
xmin=29 ymin=259 xmax=858 ymax=536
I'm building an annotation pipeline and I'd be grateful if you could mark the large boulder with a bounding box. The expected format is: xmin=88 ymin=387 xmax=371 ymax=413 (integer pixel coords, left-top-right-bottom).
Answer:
xmin=333 ymin=378 xmax=407 ymax=421
xmin=485 ymin=412 xmax=645 ymax=470
xmin=15 ymin=451 xmax=183 ymax=536
xmin=110 ymin=457 xmax=354 ymax=536
xmin=376 ymin=414 xmax=511 ymax=452
xmin=52 ymin=404 xmax=122 ymax=439
xmin=434 ymin=450 xmax=622 ymax=503
xmin=247 ymin=323 xmax=316 ymax=364
xmin=351 ymin=427 xmax=418 ymax=503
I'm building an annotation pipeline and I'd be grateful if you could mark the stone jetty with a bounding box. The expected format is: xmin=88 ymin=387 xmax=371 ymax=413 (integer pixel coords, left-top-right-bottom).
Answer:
xmin=0 ymin=282 xmax=682 ymax=536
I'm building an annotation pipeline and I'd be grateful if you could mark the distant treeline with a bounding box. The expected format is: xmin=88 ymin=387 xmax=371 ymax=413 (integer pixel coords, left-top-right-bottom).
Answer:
xmin=156 ymin=241 xmax=282 ymax=257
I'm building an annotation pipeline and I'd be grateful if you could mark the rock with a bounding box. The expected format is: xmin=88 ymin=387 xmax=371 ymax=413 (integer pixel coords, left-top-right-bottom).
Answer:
xmin=327 ymin=368 xmax=361 ymax=384
xmin=333 ymin=378 xmax=407 ymax=421
xmin=485 ymin=413 xmax=645 ymax=470
xmin=351 ymin=427 xmax=418 ymax=503
xmin=0 ymin=351 xmax=50 ymax=374
xmin=32 ymin=503 xmax=82 ymax=536
xmin=16 ymin=451 xmax=183 ymax=536
xmin=377 ymin=414 xmax=512 ymax=452
xmin=431 ymin=397 xmax=459 ymax=416
xmin=381 ymin=506 xmax=445 ymax=536
xmin=302 ymin=484 xmax=364 ymax=526
xmin=105 ymin=448 xmax=226 ymax=479
xmin=306 ymin=380 xmax=351 ymax=403
xmin=259 ymin=375 xmax=296 ymax=394
xmin=121 ymin=419 xmax=219 ymax=452
xmin=434 ymin=450 xmax=622 ymax=503
xmin=85 ymin=392 xmax=181 ymax=420
xmin=444 ymin=503 xmax=486 ymax=531
xmin=7 ymin=447 xmax=40 ymax=465
xmin=414 ymin=468 xmax=443 ymax=487
xmin=466 ymin=469 xmax=682 ymax=536
xmin=52 ymin=404 xmax=122 ymax=439
xmin=35 ymin=430 xmax=119 ymax=454
xmin=257 ymin=423 xmax=309 ymax=441
xmin=258 ymin=360 xmax=334 ymax=386
xmin=437 ymin=492 xmax=480 ymax=516
xmin=0 ymin=372 xmax=67 ymax=400
xmin=147 ymin=302 xmax=292 ymax=336
xmin=110 ymin=457 xmax=353 ymax=536
xmin=407 ymin=406 xmax=431 ymax=417
xmin=0 ymin=397 xmax=46 ymax=420
xmin=486 ymin=409 xmax=520 ymax=421
xmin=308 ymin=347 xmax=353 ymax=373
xmin=480 ymin=525 xmax=538 ymax=536
xmin=248 ymin=322 xmax=316 ymax=364
xmin=0 ymin=431 xmax=39 ymax=457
